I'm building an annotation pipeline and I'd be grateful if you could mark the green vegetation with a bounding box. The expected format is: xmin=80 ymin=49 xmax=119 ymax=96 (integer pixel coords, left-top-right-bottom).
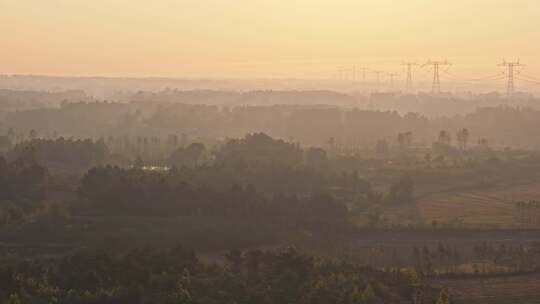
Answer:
xmin=2 ymin=94 xmax=540 ymax=303
xmin=0 ymin=247 xmax=423 ymax=304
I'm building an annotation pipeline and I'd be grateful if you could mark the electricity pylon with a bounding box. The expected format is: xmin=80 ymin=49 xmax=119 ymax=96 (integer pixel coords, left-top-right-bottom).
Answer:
xmin=402 ymin=62 xmax=417 ymax=91
xmin=387 ymin=72 xmax=398 ymax=91
xmin=423 ymin=60 xmax=450 ymax=94
xmin=373 ymin=70 xmax=383 ymax=92
xmin=357 ymin=67 xmax=368 ymax=82
xmin=498 ymin=59 xmax=523 ymax=98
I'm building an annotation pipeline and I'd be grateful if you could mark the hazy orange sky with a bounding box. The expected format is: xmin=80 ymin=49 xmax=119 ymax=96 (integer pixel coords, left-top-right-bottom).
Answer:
xmin=1 ymin=0 xmax=539 ymax=79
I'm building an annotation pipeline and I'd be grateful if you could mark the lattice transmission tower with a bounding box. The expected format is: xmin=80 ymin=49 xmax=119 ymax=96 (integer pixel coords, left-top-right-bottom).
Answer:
xmin=423 ymin=60 xmax=450 ymax=94
xmin=498 ymin=59 xmax=523 ymax=98
xmin=387 ymin=72 xmax=398 ymax=91
xmin=402 ymin=62 xmax=418 ymax=92
xmin=373 ymin=70 xmax=383 ymax=92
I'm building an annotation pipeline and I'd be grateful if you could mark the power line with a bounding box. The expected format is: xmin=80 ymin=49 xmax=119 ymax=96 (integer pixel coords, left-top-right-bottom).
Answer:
xmin=519 ymin=74 xmax=540 ymax=82
xmin=337 ymin=66 xmax=364 ymax=82
xmin=516 ymin=77 xmax=540 ymax=85
xmin=443 ymin=71 xmax=506 ymax=82
xmin=334 ymin=60 xmax=540 ymax=92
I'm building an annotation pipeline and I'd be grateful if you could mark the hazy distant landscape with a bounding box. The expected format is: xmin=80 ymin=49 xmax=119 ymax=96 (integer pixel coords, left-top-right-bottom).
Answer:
xmin=1 ymin=77 xmax=540 ymax=303
xmin=2 ymin=1 xmax=540 ymax=303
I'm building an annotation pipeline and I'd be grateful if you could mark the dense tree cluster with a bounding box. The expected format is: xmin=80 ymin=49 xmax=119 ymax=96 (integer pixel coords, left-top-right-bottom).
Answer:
xmin=74 ymin=133 xmax=377 ymax=221
xmin=216 ymin=133 xmax=302 ymax=166
xmin=0 ymin=157 xmax=48 ymax=202
xmin=8 ymin=138 xmax=109 ymax=172
xmin=0 ymin=247 xmax=419 ymax=304
xmin=78 ymin=165 xmax=349 ymax=224
xmin=168 ymin=143 xmax=206 ymax=168
xmin=0 ymin=157 xmax=48 ymax=226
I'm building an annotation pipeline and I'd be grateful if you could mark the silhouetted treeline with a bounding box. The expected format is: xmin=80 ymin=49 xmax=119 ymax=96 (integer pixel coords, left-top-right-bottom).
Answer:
xmin=131 ymin=89 xmax=356 ymax=106
xmin=0 ymin=89 xmax=88 ymax=111
xmin=369 ymin=91 xmax=538 ymax=117
xmin=6 ymin=100 xmax=540 ymax=148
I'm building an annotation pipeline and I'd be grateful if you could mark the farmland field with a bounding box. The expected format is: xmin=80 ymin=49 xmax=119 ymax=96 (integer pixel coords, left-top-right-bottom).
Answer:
xmin=431 ymin=273 xmax=540 ymax=304
xmin=416 ymin=180 xmax=540 ymax=227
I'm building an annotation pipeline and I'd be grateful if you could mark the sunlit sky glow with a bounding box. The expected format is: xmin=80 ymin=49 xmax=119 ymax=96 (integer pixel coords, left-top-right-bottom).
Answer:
xmin=1 ymin=0 xmax=539 ymax=79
